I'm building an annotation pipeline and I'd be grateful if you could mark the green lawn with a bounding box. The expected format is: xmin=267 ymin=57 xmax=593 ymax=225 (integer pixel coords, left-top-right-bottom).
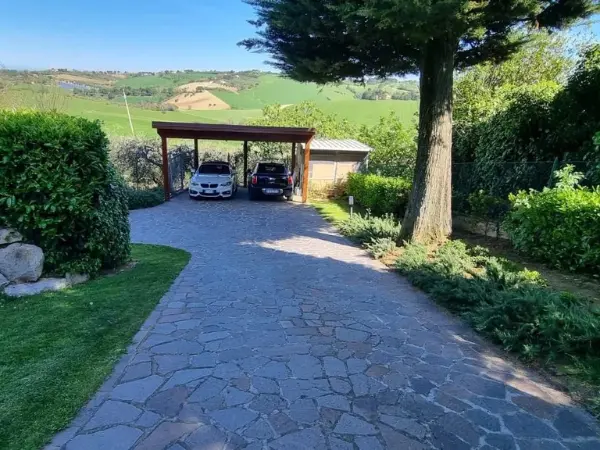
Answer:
xmin=0 ymin=244 xmax=190 ymax=450
xmin=317 ymin=99 xmax=419 ymax=126
xmin=311 ymin=197 xmax=365 ymax=224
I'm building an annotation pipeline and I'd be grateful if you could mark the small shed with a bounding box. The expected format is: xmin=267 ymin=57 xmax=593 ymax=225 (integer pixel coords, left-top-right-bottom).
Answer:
xmin=298 ymin=139 xmax=372 ymax=186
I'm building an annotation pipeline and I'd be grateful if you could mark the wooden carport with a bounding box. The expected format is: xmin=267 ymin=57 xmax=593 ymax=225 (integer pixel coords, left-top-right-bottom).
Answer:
xmin=152 ymin=122 xmax=316 ymax=203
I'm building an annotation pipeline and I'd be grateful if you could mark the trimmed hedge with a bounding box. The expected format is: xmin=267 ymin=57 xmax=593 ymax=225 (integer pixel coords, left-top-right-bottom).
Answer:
xmin=504 ymin=184 xmax=600 ymax=273
xmin=127 ymin=187 xmax=165 ymax=210
xmin=0 ymin=111 xmax=130 ymax=275
xmin=346 ymin=173 xmax=411 ymax=216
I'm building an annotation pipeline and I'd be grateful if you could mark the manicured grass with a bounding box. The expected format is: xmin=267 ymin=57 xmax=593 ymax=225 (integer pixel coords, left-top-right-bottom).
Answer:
xmin=311 ymin=197 xmax=365 ymax=224
xmin=0 ymin=244 xmax=190 ymax=450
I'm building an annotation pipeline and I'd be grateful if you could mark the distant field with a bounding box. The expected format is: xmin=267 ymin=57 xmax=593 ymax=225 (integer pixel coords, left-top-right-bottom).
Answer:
xmin=317 ymin=99 xmax=419 ymax=127
xmin=210 ymin=74 xmax=355 ymax=109
xmin=114 ymin=72 xmax=217 ymax=89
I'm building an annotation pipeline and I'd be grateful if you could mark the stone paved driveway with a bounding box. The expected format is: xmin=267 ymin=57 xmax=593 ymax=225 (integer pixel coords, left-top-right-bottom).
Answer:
xmin=49 ymin=194 xmax=600 ymax=450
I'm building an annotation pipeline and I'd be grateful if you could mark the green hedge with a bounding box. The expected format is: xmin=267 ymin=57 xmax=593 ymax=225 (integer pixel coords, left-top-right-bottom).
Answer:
xmin=346 ymin=173 xmax=411 ymax=216
xmin=504 ymin=184 xmax=600 ymax=273
xmin=126 ymin=187 xmax=164 ymax=210
xmin=0 ymin=111 xmax=130 ymax=275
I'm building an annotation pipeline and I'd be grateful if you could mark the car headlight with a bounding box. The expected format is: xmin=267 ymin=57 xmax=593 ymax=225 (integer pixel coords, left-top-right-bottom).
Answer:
xmin=220 ymin=181 xmax=232 ymax=187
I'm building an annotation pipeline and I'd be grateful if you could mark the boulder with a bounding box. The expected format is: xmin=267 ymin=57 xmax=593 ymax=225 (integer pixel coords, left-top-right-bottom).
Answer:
xmin=0 ymin=243 xmax=44 ymax=282
xmin=0 ymin=228 xmax=23 ymax=246
xmin=0 ymin=273 xmax=8 ymax=289
xmin=4 ymin=278 xmax=69 ymax=297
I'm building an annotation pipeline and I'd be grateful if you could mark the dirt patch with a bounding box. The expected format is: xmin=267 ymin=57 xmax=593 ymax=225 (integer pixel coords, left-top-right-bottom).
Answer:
xmin=166 ymin=91 xmax=231 ymax=111
xmin=177 ymin=81 xmax=238 ymax=93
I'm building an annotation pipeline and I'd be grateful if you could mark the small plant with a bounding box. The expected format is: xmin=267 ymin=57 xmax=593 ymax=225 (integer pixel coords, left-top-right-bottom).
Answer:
xmin=126 ymin=187 xmax=164 ymax=210
xmin=365 ymin=237 xmax=397 ymax=259
xmin=553 ymin=164 xmax=585 ymax=190
xmin=338 ymin=213 xmax=401 ymax=244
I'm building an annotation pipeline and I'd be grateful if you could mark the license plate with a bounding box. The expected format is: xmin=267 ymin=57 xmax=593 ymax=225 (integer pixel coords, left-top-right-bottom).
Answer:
xmin=264 ymin=188 xmax=280 ymax=194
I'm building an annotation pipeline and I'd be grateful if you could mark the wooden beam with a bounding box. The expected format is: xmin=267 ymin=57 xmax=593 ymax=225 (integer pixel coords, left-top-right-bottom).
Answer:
xmin=291 ymin=143 xmax=296 ymax=174
xmin=301 ymin=140 xmax=311 ymax=203
xmin=243 ymin=141 xmax=249 ymax=188
xmin=161 ymin=136 xmax=170 ymax=201
xmin=193 ymin=138 xmax=199 ymax=169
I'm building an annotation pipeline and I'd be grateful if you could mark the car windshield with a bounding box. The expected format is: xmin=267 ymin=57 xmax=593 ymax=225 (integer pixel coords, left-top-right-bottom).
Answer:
xmin=198 ymin=164 xmax=230 ymax=175
xmin=257 ymin=164 xmax=286 ymax=174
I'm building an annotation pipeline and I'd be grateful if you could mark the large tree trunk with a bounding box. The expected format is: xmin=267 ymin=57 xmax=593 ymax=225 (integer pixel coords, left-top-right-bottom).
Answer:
xmin=400 ymin=37 xmax=455 ymax=244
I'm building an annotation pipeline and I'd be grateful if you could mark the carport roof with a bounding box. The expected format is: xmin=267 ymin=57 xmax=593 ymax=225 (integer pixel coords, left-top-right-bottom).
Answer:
xmin=152 ymin=121 xmax=316 ymax=143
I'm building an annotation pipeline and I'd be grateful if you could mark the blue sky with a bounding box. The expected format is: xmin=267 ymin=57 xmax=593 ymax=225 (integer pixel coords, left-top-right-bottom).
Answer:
xmin=1 ymin=1 xmax=598 ymax=72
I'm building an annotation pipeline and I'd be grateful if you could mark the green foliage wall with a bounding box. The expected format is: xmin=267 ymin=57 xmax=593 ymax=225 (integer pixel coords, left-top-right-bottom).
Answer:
xmin=346 ymin=173 xmax=411 ymax=217
xmin=504 ymin=172 xmax=600 ymax=273
xmin=0 ymin=111 xmax=131 ymax=275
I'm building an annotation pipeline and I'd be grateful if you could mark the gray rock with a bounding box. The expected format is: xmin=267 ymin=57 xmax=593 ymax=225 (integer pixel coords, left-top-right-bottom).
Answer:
xmin=83 ymin=401 xmax=142 ymax=430
xmin=136 ymin=411 xmax=162 ymax=428
xmin=347 ymin=358 xmax=368 ymax=374
xmin=289 ymin=398 xmax=320 ymax=424
xmin=0 ymin=228 xmax=22 ymax=245
xmin=330 ymin=436 xmax=354 ymax=450
xmin=356 ymin=436 xmax=384 ymax=450
xmin=146 ymin=386 xmax=189 ymax=416
xmin=254 ymin=361 xmax=290 ymax=379
xmin=465 ymin=408 xmax=501 ymax=432
xmin=185 ymin=425 xmax=228 ymax=448
xmin=288 ymin=354 xmax=322 ymax=379
xmin=161 ymin=368 xmax=212 ymax=389
xmin=0 ymin=273 xmax=8 ymax=288
xmin=249 ymin=394 xmax=286 ymax=414
xmin=136 ymin=421 xmax=199 ymax=450
xmin=336 ymin=327 xmax=369 ymax=342
xmin=380 ymin=415 xmax=427 ymax=439
xmin=270 ymin=427 xmax=327 ymax=450
xmin=333 ymin=413 xmax=377 ymax=435
xmin=324 ymin=356 xmax=347 ymax=377
xmin=66 ymin=425 xmax=142 ymax=450
xmin=486 ymin=433 xmax=517 ymax=450
xmin=155 ymin=354 xmax=189 ymax=375
xmin=188 ymin=377 xmax=227 ymax=402
xmin=223 ymin=387 xmax=254 ymax=406
xmin=504 ymin=413 xmax=559 ymax=439
xmin=317 ymin=394 xmax=350 ymax=411
xmin=244 ymin=418 xmax=274 ymax=439
xmin=210 ymin=407 xmax=258 ymax=431
xmin=0 ymin=243 xmax=43 ymax=282
xmin=4 ymin=277 xmax=69 ymax=297
xmin=434 ymin=412 xmax=483 ymax=446
xmin=111 ymin=375 xmax=163 ymax=403
xmin=330 ymin=378 xmax=352 ymax=394
xmin=269 ymin=412 xmax=298 ymax=435
xmin=121 ymin=362 xmax=152 ymax=383
xmin=66 ymin=273 xmax=89 ymax=286
xmin=252 ymin=376 xmax=279 ymax=394
xmin=554 ymin=409 xmax=597 ymax=438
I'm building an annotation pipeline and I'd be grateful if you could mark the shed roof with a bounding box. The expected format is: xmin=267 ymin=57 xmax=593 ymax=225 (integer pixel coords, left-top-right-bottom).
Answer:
xmin=302 ymin=139 xmax=372 ymax=153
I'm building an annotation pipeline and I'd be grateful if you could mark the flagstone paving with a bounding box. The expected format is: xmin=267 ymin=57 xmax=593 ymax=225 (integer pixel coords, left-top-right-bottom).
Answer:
xmin=48 ymin=194 xmax=600 ymax=449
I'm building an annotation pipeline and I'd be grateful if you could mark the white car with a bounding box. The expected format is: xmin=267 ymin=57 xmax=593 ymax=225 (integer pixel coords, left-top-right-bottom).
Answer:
xmin=189 ymin=161 xmax=238 ymax=199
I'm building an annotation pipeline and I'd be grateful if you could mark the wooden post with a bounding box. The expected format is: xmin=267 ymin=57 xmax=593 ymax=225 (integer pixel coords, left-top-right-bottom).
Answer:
xmin=301 ymin=139 xmax=311 ymax=203
xmin=291 ymin=143 xmax=296 ymax=174
xmin=161 ymin=136 xmax=170 ymax=201
xmin=193 ymin=138 xmax=199 ymax=170
xmin=243 ymin=140 xmax=249 ymax=187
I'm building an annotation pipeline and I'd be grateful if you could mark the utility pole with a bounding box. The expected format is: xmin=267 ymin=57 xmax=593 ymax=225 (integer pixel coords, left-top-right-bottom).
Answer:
xmin=123 ymin=89 xmax=135 ymax=136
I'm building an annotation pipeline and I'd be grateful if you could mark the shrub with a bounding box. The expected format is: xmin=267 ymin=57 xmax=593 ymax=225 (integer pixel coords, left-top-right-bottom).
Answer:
xmin=365 ymin=237 xmax=397 ymax=259
xmin=126 ymin=187 xmax=164 ymax=210
xmin=0 ymin=111 xmax=130 ymax=275
xmin=346 ymin=173 xmax=411 ymax=216
xmin=395 ymin=240 xmax=600 ymax=360
xmin=504 ymin=167 xmax=600 ymax=272
xmin=338 ymin=213 xmax=401 ymax=244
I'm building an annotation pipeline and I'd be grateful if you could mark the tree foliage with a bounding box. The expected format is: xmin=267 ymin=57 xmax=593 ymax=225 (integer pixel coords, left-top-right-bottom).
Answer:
xmin=242 ymin=0 xmax=597 ymax=244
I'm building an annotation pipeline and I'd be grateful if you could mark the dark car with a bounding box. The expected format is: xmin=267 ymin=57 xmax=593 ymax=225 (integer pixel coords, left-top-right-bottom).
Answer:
xmin=247 ymin=162 xmax=293 ymax=200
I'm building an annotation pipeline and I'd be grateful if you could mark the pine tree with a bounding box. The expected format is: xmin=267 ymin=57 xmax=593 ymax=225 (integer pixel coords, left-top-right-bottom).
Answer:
xmin=241 ymin=0 xmax=598 ymax=243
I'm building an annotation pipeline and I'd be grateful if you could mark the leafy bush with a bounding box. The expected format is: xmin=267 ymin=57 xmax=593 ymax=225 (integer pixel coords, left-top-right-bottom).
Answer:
xmin=395 ymin=240 xmax=600 ymax=360
xmin=338 ymin=213 xmax=401 ymax=244
xmin=346 ymin=173 xmax=411 ymax=216
xmin=0 ymin=111 xmax=130 ymax=275
xmin=365 ymin=237 xmax=397 ymax=259
xmin=126 ymin=187 xmax=164 ymax=210
xmin=358 ymin=112 xmax=416 ymax=178
xmin=504 ymin=166 xmax=600 ymax=272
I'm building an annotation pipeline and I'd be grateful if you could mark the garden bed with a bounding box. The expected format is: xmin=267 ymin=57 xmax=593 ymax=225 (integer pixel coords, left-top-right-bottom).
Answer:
xmin=0 ymin=244 xmax=190 ymax=450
